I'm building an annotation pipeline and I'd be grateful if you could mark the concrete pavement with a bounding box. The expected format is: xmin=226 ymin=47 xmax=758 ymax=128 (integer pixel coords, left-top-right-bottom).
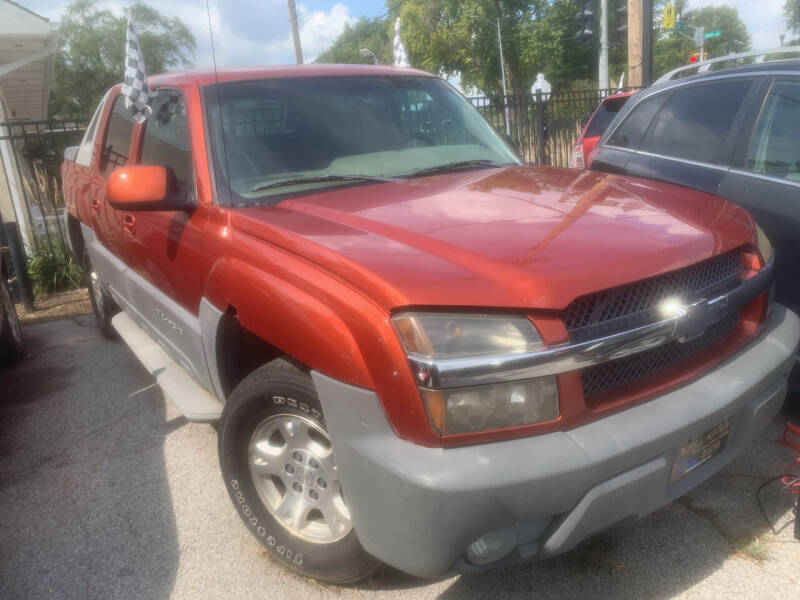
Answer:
xmin=1 ymin=316 xmax=799 ymax=599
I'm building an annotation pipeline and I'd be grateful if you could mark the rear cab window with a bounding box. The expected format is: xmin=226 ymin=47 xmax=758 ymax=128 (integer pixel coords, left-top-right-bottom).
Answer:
xmin=100 ymin=94 xmax=136 ymax=178
xmin=76 ymin=90 xmax=110 ymax=167
xmin=640 ymin=80 xmax=752 ymax=165
xmin=745 ymin=80 xmax=800 ymax=183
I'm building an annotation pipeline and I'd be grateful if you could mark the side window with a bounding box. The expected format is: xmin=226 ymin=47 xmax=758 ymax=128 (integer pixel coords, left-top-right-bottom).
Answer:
xmin=745 ymin=81 xmax=800 ymax=183
xmin=607 ymin=94 xmax=667 ymax=150
xmin=139 ymin=89 xmax=193 ymax=188
xmin=76 ymin=90 xmax=110 ymax=167
xmin=642 ymin=81 xmax=751 ymax=165
xmin=100 ymin=95 xmax=136 ymax=177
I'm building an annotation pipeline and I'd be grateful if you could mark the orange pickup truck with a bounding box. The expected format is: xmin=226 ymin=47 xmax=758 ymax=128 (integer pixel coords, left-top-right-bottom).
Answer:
xmin=61 ymin=65 xmax=799 ymax=583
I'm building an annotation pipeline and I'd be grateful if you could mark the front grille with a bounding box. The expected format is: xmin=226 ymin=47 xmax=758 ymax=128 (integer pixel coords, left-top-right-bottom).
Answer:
xmin=564 ymin=248 xmax=743 ymax=341
xmin=580 ymin=310 xmax=741 ymax=400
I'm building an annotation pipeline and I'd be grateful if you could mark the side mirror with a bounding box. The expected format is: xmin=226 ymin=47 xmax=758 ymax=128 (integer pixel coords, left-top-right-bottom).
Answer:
xmin=107 ymin=166 xmax=193 ymax=212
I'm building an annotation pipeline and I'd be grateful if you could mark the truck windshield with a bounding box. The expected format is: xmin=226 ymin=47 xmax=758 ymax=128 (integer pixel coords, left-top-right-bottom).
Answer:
xmin=204 ymin=75 xmax=520 ymax=205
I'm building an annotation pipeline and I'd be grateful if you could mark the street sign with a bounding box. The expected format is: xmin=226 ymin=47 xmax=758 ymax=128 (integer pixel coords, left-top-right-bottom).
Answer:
xmin=675 ymin=21 xmax=688 ymax=33
xmin=663 ymin=2 xmax=676 ymax=29
xmin=704 ymin=30 xmax=722 ymax=39
xmin=694 ymin=26 xmax=705 ymax=46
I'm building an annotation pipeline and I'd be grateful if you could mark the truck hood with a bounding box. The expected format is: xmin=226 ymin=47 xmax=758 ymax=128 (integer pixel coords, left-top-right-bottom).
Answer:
xmin=230 ymin=166 xmax=756 ymax=311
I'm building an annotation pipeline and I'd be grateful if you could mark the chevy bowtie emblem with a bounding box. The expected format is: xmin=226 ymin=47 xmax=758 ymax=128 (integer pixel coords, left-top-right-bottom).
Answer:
xmin=673 ymin=297 xmax=728 ymax=343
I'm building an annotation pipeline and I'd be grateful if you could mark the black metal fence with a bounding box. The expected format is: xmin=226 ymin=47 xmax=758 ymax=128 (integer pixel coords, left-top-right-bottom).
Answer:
xmin=0 ymin=119 xmax=89 ymax=305
xmin=469 ymin=87 xmax=642 ymax=166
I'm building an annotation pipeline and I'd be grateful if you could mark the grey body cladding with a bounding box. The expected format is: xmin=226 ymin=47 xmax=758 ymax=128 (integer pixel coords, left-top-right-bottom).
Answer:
xmin=80 ymin=223 xmax=226 ymax=402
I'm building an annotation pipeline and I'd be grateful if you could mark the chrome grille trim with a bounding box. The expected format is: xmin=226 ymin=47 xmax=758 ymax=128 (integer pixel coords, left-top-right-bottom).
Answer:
xmin=407 ymin=256 xmax=773 ymax=390
xmin=564 ymin=248 xmax=743 ymax=338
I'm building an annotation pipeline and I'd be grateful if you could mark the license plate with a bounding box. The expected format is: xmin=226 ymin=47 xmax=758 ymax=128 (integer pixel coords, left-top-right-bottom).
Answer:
xmin=670 ymin=417 xmax=732 ymax=483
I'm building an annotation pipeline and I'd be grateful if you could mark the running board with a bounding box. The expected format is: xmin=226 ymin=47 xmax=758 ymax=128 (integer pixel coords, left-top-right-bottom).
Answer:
xmin=112 ymin=312 xmax=223 ymax=422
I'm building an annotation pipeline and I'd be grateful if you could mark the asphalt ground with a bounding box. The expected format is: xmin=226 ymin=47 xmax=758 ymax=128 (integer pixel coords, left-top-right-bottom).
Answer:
xmin=1 ymin=315 xmax=799 ymax=599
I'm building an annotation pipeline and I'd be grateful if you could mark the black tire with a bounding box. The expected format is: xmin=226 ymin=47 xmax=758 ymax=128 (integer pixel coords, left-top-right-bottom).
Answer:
xmin=83 ymin=247 xmax=118 ymax=339
xmin=0 ymin=276 xmax=23 ymax=364
xmin=218 ymin=359 xmax=382 ymax=584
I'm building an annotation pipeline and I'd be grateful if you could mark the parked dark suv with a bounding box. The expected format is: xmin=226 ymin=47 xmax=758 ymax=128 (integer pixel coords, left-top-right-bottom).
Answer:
xmin=590 ymin=54 xmax=800 ymax=320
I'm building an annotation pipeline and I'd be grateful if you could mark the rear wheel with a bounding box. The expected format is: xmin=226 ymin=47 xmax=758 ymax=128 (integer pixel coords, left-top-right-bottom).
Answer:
xmin=0 ymin=275 xmax=23 ymax=364
xmin=83 ymin=247 xmax=118 ymax=339
xmin=218 ymin=359 xmax=382 ymax=584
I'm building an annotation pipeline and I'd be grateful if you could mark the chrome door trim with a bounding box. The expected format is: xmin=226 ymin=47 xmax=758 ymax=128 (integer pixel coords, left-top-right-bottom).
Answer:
xmin=634 ymin=150 xmax=731 ymax=172
xmin=728 ymin=169 xmax=800 ymax=189
xmin=409 ymin=257 xmax=774 ymax=390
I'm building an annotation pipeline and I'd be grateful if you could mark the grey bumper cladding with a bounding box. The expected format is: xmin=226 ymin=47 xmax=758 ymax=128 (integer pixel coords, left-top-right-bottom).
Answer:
xmin=313 ymin=305 xmax=800 ymax=578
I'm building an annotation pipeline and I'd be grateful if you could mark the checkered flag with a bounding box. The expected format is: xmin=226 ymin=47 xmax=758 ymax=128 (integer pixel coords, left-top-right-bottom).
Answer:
xmin=121 ymin=9 xmax=155 ymax=123
xmin=393 ymin=18 xmax=410 ymax=68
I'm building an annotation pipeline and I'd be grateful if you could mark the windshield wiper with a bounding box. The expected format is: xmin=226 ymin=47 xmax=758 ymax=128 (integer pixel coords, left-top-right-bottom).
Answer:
xmin=402 ymin=159 xmax=512 ymax=179
xmin=249 ymin=174 xmax=399 ymax=194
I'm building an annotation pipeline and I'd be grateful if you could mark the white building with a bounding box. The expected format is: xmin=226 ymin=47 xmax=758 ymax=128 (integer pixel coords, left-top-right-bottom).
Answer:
xmin=0 ymin=0 xmax=56 ymax=249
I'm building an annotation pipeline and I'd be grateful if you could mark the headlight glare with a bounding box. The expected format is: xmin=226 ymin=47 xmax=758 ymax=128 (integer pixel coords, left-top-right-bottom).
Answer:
xmin=420 ymin=377 xmax=559 ymax=434
xmin=392 ymin=312 xmax=543 ymax=358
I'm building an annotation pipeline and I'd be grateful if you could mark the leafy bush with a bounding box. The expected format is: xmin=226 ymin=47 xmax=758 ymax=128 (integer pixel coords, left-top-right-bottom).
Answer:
xmin=27 ymin=244 xmax=83 ymax=297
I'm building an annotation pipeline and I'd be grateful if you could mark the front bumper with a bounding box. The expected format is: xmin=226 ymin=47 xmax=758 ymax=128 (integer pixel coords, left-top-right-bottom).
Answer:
xmin=312 ymin=305 xmax=800 ymax=578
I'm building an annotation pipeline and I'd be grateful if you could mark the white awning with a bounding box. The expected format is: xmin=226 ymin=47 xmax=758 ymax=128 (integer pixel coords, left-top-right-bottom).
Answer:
xmin=0 ymin=0 xmax=56 ymax=121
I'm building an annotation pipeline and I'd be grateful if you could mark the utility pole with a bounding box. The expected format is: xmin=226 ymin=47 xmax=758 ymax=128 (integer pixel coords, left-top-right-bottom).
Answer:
xmin=642 ymin=0 xmax=652 ymax=84
xmin=627 ymin=0 xmax=653 ymax=87
xmin=599 ymin=0 xmax=609 ymax=89
xmin=287 ymin=0 xmax=303 ymax=64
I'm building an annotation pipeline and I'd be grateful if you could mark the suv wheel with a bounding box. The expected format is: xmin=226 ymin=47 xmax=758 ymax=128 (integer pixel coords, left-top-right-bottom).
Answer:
xmin=0 ymin=275 xmax=23 ymax=363
xmin=83 ymin=247 xmax=118 ymax=339
xmin=218 ymin=359 xmax=382 ymax=584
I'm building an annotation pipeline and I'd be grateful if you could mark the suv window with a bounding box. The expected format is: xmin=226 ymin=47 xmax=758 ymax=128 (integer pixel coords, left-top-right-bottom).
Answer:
xmin=100 ymin=95 xmax=136 ymax=177
xmin=607 ymin=94 xmax=667 ymax=149
xmin=585 ymin=96 xmax=629 ymax=138
xmin=642 ymin=81 xmax=751 ymax=165
xmin=746 ymin=80 xmax=800 ymax=183
xmin=140 ymin=89 xmax=193 ymax=188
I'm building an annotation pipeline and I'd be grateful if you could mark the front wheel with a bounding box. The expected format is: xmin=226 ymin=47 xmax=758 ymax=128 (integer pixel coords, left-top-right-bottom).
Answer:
xmin=218 ymin=359 xmax=382 ymax=584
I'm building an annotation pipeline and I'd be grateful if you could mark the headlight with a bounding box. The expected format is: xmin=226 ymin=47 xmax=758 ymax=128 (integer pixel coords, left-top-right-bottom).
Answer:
xmin=420 ymin=378 xmax=559 ymax=434
xmin=755 ymin=224 xmax=773 ymax=264
xmin=392 ymin=312 xmax=543 ymax=358
xmin=392 ymin=312 xmax=559 ymax=434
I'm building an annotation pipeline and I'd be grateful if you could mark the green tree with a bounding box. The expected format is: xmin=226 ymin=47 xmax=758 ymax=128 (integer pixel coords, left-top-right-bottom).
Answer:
xmin=653 ymin=3 xmax=751 ymax=79
xmin=49 ymin=0 xmax=196 ymax=119
xmin=787 ymin=0 xmax=800 ymax=38
xmin=318 ymin=1 xmax=593 ymax=94
xmin=396 ymin=0 xmax=593 ymax=95
xmin=316 ymin=17 xmax=393 ymax=65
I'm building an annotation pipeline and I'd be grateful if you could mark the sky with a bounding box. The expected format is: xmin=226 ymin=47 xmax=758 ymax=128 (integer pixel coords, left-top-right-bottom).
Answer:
xmin=19 ymin=0 xmax=792 ymax=70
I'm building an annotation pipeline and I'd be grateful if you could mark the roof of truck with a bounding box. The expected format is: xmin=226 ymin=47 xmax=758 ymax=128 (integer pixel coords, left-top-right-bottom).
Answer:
xmin=149 ymin=64 xmax=435 ymax=87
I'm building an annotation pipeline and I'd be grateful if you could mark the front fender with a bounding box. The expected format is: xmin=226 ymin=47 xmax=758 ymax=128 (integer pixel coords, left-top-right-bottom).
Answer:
xmin=205 ymin=255 xmax=373 ymax=390
xmin=203 ymin=228 xmax=437 ymax=446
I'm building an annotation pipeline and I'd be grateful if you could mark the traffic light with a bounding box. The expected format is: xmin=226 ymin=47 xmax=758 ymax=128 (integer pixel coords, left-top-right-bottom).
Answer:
xmin=574 ymin=0 xmax=596 ymax=46
xmin=616 ymin=0 xmax=628 ymax=41
xmin=689 ymin=51 xmax=709 ymax=63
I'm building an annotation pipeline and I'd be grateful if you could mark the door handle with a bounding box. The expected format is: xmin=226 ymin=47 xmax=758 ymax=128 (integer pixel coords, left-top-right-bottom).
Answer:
xmin=123 ymin=214 xmax=136 ymax=236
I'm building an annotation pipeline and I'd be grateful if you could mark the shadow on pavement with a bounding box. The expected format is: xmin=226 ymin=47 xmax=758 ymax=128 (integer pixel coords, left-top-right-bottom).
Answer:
xmin=0 ymin=316 xmax=181 ymax=600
